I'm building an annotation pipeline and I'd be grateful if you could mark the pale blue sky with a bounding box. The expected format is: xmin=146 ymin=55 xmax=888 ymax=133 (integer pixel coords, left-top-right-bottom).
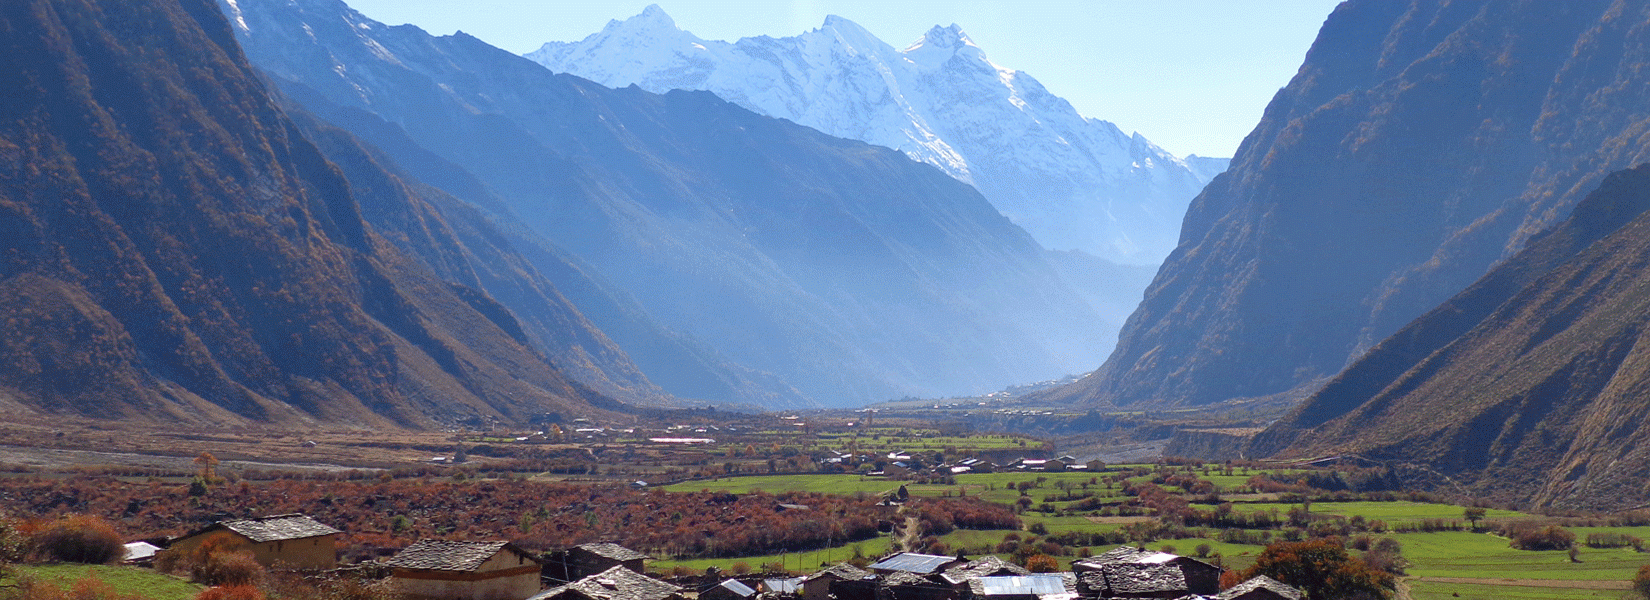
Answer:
xmin=339 ymin=0 xmax=1342 ymax=159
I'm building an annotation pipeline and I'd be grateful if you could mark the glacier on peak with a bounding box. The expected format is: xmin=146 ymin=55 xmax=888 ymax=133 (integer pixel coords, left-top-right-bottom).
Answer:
xmin=527 ymin=7 xmax=1219 ymax=266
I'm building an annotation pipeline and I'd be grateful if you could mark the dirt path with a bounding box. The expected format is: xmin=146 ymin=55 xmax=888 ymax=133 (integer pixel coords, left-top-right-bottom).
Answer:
xmin=897 ymin=513 xmax=922 ymax=551
xmin=1413 ymin=577 xmax=1629 ymax=590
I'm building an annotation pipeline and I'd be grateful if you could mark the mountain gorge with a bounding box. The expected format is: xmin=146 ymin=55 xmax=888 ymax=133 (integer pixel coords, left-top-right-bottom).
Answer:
xmin=1037 ymin=0 xmax=1650 ymax=412
xmin=222 ymin=0 xmax=1111 ymax=407
xmin=0 ymin=0 xmax=628 ymax=427
xmin=1252 ymin=164 xmax=1650 ymax=509
xmin=527 ymin=6 xmax=1217 ymax=270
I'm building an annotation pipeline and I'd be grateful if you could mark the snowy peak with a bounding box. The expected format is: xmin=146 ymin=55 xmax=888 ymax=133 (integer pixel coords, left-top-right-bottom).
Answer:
xmin=527 ymin=12 xmax=1224 ymax=265
xmin=816 ymin=15 xmax=887 ymax=54
xmin=608 ymin=4 xmax=677 ymax=34
xmin=913 ymin=24 xmax=973 ymax=51
xmin=904 ymin=23 xmax=988 ymax=69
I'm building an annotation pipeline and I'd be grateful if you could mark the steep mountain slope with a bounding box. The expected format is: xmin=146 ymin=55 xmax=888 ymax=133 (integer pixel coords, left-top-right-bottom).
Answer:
xmin=277 ymin=105 xmax=673 ymax=407
xmin=277 ymin=90 xmax=801 ymax=407
xmin=1037 ymin=0 xmax=1650 ymax=410
xmin=0 ymin=0 xmax=618 ymax=427
xmin=527 ymin=6 xmax=1215 ymax=267
xmin=1256 ymin=165 xmax=1650 ymax=510
xmin=223 ymin=0 xmax=1109 ymax=407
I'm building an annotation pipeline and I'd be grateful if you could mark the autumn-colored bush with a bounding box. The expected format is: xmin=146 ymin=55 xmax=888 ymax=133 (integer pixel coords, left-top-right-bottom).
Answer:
xmin=1221 ymin=538 xmax=1394 ymax=600
xmin=167 ymin=533 xmax=264 ymax=587
xmin=2 ymin=571 xmax=142 ymax=600
xmin=32 ymin=515 xmax=123 ymax=564
xmin=1633 ymin=564 xmax=1650 ymax=599
xmin=1508 ymin=525 xmax=1575 ymax=551
xmin=1024 ymin=554 xmax=1058 ymax=573
xmin=197 ymin=585 xmax=265 ymax=600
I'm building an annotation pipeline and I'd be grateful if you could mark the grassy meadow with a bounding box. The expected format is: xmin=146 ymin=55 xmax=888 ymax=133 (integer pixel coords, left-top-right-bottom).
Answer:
xmin=651 ymin=465 xmax=1650 ymax=599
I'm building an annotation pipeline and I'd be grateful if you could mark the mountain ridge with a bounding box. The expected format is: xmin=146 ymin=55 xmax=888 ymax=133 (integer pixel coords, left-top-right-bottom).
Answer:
xmin=526 ymin=5 xmax=1220 ymax=267
xmin=0 ymin=0 xmax=624 ymax=428
xmin=226 ymin=0 xmax=1112 ymax=407
xmin=1256 ymin=164 xmax=1650 ymax=510
xmin=1034 ymin=0 xmax=1650 ymax=411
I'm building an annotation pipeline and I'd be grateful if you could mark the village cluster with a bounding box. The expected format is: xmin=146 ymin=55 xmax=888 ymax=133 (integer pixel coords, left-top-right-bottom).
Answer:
xmin=124 ymin=514 xmax=1305 ymax=600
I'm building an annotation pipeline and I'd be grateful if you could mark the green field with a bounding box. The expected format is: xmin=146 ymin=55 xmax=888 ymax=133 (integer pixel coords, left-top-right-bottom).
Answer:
xmin=650 ymin=467 xmax=1650 ymax=597
xmin=3 ymin=564 xmax=203 ymax=600
xmin=1231 ymin=501 xmax=1529 ymax=525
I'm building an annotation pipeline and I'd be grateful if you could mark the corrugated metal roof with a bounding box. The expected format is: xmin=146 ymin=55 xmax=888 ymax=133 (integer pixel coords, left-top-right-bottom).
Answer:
xmin=716 ymin=579 xmax=756 ymax=597
xmin=868 ymin=553 xmax=956 ymax=574
xmin=762 ymin=577 xmax=802 ymax=594
xmin=975 ymin=575 xmax=1068 ymax=596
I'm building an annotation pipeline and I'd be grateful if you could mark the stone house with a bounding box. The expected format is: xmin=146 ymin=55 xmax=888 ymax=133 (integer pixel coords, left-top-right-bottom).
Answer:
xmin=800 ymin=563 xmax=874 ymax=600
xmin=386 ymin=540 xmax=543 ymax=600
xmin=546 ymin=543 xmax=650 ymax=582
xmin=166 ymin=514 xmax=340 ymax=570
xmin=1215 ymin=576 xmax=1302 ymax=600
xmin=529 ymin=566 xmax=683 ymax=600
xmin=1071 ymin=547 xmax=1220 ymax=597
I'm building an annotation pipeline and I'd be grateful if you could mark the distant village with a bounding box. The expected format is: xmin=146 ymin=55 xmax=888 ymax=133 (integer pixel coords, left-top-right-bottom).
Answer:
xmin=122 ymin=513 xmax=1304 ymax=600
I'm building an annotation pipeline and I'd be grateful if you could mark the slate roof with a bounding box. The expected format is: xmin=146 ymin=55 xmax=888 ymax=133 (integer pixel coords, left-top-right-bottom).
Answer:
xmin=1098 ymin=563 xmax=1187 ymax=596
xmin=576 ymin=542 xmax=650 ymax=562
xmin=800 ymin=563 xmax=873 ymax=583
xmin=941 ymin=556 xmax=1030 ymax=584
xmin=387 ymin=540 xmax=536 ymax=572
xmin=199 ymin=514 xmax=340 ymax=543
xmin=868 ymin=553 xmax=959 ymax=574
xmin=881 ymin=571 xmax=941 ymax=588
xmin=1217 ymin=576 xmax=1302 ymax=600
xmin=530 ymin=566 xmax=681 ymax=600
xmin=1073 ymin=546 xmax=1149 ymax=569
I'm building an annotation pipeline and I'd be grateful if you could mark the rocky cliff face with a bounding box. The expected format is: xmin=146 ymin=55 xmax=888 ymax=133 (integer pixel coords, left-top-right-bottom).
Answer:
xmin=527 ymin=6 xmax=1215 ymax=267
xmin=1256 ymin=165 xmax=1650 ymax=510
xmin=224 ymin=0 xmax=1110 ymax=407
xmin=1038 ymin=0 xmax=1650 ymax=410
xmin=0 ymin=0 xmax=622 ymax=427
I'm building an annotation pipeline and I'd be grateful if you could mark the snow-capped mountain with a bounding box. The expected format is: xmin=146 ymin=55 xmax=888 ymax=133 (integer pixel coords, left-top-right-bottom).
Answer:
xmin=527 ymin=5 xmax=1223 ymax=265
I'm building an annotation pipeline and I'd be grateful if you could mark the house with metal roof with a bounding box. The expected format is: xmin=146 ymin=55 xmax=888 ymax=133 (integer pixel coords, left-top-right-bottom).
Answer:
xmin=529 ymin=566 xmax=683 ymax=600
xmin=760 ymin=576 xmax=803 ymax=595
xmin=165 ymin=514 xmax=341 ymax=570
xmin=867 ymin=552 xmax=966 ymax=576
xmin=966 ymin=575 xmax=1076 ymax=600
xmin=387 ymin=540 xmax=543 ymax=600
xmin=699 ymin=579 xmax=758 ymax=600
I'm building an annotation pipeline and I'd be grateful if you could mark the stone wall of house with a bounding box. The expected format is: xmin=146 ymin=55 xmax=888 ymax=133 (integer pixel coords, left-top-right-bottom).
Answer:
xmin=165 ymin=533 xmax=337 ymax=571
xmin=395 ymin=551 xmax=541 ymax=600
